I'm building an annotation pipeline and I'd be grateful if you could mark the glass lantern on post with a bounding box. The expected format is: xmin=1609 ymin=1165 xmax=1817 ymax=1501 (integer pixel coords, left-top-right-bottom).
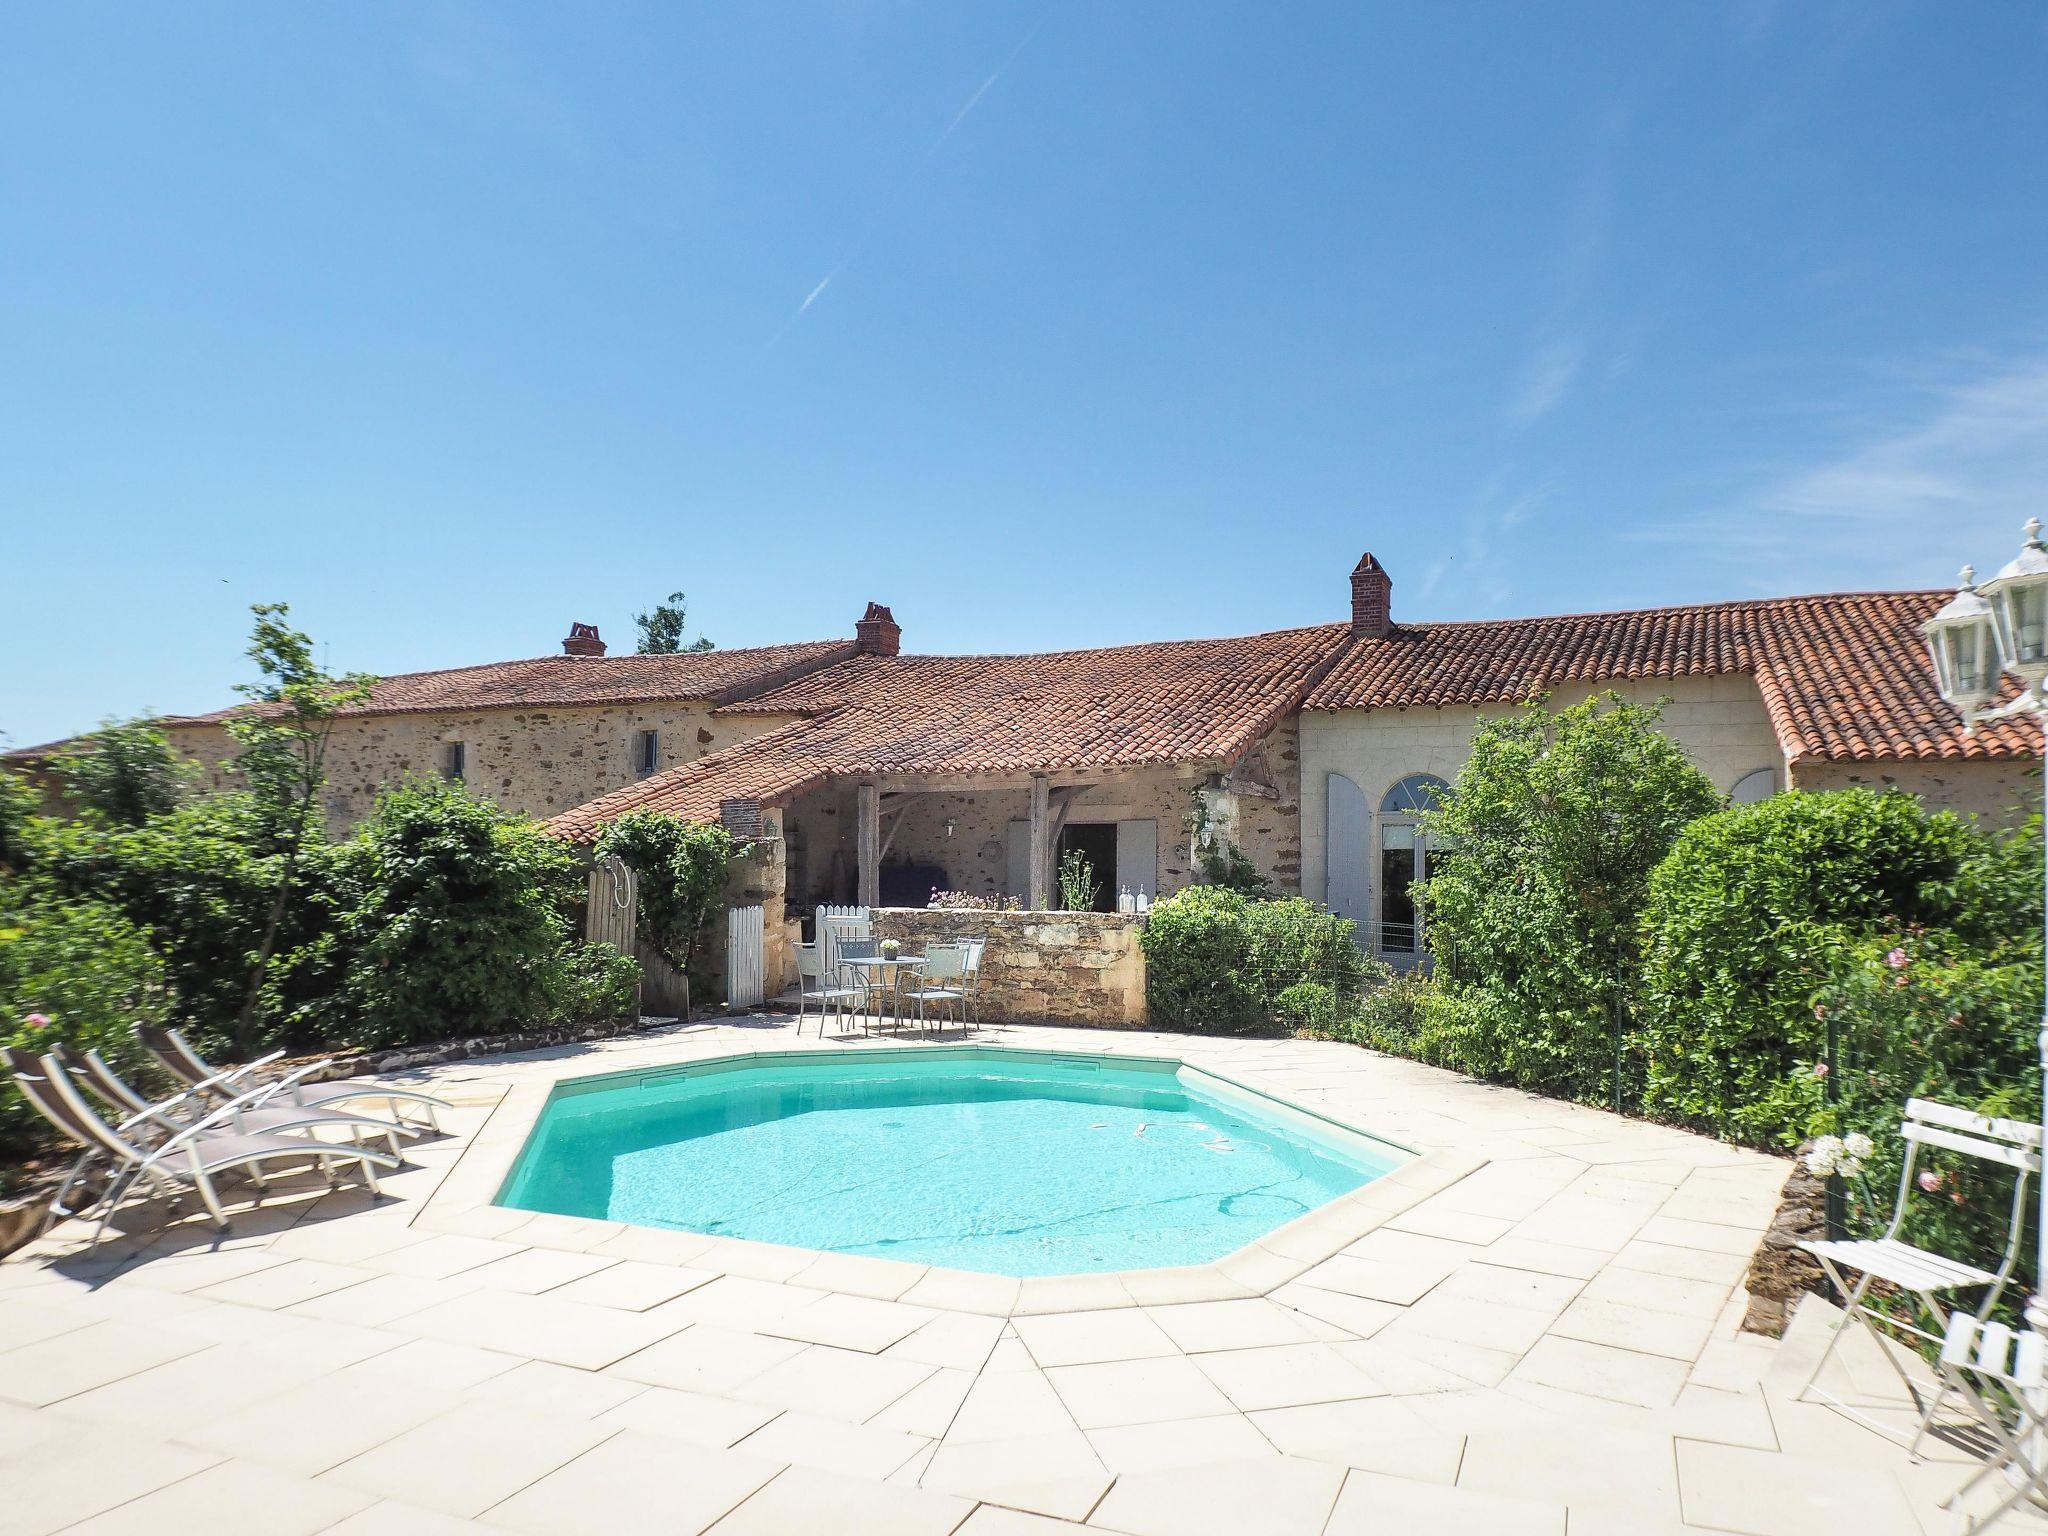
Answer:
xmin=1923 ymin=521 xmax=2048 ymax=1346
xmin=1983 ymin=519 xmax=2048 ymax=690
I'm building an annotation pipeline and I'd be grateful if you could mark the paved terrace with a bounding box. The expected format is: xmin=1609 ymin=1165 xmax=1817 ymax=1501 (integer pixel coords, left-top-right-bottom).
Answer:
xmin=1 ymin=1018 xmax=2038 ymax=1536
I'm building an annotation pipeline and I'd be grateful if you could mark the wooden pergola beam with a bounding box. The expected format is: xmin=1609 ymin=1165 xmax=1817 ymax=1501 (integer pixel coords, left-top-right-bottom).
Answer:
xmin=856 ymin=780 xmax=880 ymax=908
xmin=1027 ymin=773 xmax=1051 ymax=910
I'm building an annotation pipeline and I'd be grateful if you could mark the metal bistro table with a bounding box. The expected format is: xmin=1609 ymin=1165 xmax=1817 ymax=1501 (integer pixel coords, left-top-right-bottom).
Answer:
xmin=839 ymin=952 xmax=928 ymax=1034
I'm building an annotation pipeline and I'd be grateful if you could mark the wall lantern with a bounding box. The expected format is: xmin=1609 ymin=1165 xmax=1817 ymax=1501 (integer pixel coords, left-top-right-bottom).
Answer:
xmin=1980 ymin=517 xmax=2048 ymax=686
xmin=1922 ymin=566 xmax=2004 ymax=720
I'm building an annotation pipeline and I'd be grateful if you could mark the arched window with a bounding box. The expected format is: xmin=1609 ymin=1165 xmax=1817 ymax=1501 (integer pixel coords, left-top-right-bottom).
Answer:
xmin=1381 ymin=775 xmax=1448 ymax=815
xmin=1730 ymin=767 xmax=1776 ymax=805
xmin=1378 ymin=774 xmax=1447 ymax=958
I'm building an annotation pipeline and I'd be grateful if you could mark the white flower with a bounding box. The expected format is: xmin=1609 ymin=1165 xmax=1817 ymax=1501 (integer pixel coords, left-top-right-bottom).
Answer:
xmin=1804 ymin=1136 xmax=1843 ymax=1177
xmin=1843 ymin=1132 xmax=1874 ymax=1161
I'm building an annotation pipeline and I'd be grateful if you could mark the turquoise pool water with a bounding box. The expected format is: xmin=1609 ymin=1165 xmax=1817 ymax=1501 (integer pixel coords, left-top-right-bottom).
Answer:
xmin=496 ymin=1049 xmax=1403 ymax=1276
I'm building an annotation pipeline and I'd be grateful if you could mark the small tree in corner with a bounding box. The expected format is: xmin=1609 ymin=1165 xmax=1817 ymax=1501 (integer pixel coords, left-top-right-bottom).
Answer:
xmin=224 ymin=604 xmax=375 ymax=1053
xmin=594 ymin=810 xmax=739 ymax=1014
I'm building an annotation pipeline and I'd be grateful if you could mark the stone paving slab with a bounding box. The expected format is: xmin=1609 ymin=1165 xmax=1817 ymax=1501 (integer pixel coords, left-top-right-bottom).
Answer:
xmin=2 ymin=1014 xmax=2042 ymax=1534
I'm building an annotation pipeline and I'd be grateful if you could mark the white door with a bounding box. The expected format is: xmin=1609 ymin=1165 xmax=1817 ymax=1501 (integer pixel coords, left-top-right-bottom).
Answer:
xmin=1114 ymin=819 xmax=1157 ymax=900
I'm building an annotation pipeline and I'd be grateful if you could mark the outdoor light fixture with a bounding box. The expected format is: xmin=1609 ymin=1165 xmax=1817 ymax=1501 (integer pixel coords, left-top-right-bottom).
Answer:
xmin=1925 ymin=519 xmax=2048 ymax=1341
xmin=1923 ymin=568 xmax=2004 ymax=719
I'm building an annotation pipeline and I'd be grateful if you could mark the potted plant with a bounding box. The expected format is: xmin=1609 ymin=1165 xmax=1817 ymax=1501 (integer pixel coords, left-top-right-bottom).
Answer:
xmin=878 ymin=937 xmax=902 ymax=960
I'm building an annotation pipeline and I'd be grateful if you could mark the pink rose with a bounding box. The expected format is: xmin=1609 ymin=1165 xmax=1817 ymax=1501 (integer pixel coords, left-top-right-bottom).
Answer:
xmin=1919 ymin=1170 xmax=1944 ymax=1193
xmin=1813 ymin=1062 xmax=1830 ymax=1079
xmin=22 ymin=1012 xmax=50 ymax=1031
xmin=1885 ymin=948 xmax=1908 ymax=970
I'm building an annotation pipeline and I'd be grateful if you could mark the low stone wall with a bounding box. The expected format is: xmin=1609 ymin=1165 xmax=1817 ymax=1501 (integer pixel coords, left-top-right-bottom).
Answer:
xmin=870 ymin=908 xmax=1148 ymax=1028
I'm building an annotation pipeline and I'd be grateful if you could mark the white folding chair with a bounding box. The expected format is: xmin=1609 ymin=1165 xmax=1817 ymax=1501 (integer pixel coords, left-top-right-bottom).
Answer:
xmin=1932 ymin=1312 xmax=2048 ymax=1531
xmin=1797 ymin=1099 xmax=2041 ymax=1447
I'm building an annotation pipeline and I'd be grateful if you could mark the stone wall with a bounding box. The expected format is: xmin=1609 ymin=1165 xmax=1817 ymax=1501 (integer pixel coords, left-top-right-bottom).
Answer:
xmin=166 ymin=703 xmax=796 ymax=833
xmin=1792 ymin=756 xmax=2040 ymax=829
xmin=869 ymin=907 xmax=1148 ymax=1028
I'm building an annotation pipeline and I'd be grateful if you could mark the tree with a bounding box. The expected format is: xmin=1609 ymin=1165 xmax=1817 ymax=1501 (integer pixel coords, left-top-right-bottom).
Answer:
xmin=222 ymin=604 xmax=375 ymax=1052
xmin=593 ymin=810 xmax=737 ymax=1010
xmin=1417 ymin=692 xmax=1721 ymax=1105
xmin=48 ymin=716 xmax=192 ymax=825
xmin=634 ymin=591 xmax=715 ymax=655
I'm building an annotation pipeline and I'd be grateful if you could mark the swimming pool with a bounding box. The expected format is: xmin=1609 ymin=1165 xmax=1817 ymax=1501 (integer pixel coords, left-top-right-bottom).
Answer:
xmin=495 ymin=1047 xmax=1407 ymax=1276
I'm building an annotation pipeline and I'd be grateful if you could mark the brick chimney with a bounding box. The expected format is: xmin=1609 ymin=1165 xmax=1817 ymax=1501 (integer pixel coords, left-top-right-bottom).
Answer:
xmin=1350 ymin=554 xmax=1392 ymax=637
xmin=854 ymin=602 xmax=901 ymax=657
xmin=562 ymin=622 xmax=606 ymax=657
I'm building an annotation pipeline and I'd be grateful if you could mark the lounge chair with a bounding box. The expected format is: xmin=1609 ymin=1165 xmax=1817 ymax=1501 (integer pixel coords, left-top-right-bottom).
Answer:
xmin=4 ymin=1046 xmax=400 ymax=1245
xmin=138 ymin=1026 xmax=448 ymax=1135
xmin=49 ymin=1043 xmax=410 ymax=1158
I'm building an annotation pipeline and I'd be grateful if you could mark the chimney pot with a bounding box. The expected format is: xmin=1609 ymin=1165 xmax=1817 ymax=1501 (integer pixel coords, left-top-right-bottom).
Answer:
xmin=854 ymin=602 xmax=901 ymax=657
xmin=1350 ymin=554 xmax=1392 ymax=637
xmin=562 ymin=622 xmax=607 ymax=657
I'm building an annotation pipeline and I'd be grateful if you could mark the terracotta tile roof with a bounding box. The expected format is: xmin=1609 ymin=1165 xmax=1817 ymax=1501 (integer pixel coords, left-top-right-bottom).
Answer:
xmin=1303 ymin=589 xmax=2038 ymax=763
xmin=545 ymin=720 xmax=838 ymax=841
xmin=544 ymin=624 xmax=1350 ymax=839
xmin=157 ymin=640 xmax=860 ymax=727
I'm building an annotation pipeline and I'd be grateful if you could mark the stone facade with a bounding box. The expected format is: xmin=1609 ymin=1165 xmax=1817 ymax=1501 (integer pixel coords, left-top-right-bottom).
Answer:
xmin=869 ymin=907 xmax=1148 ymax=1028
xmin=166 ymin=703 xmax=795 ymax=833
xmin=1792 ymin=755 xmax=2042 ymax=825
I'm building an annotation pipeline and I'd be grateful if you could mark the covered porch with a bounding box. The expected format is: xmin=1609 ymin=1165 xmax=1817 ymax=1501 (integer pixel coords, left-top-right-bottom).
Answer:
xmin=776 ymin=765 xmax=1207 ymax=915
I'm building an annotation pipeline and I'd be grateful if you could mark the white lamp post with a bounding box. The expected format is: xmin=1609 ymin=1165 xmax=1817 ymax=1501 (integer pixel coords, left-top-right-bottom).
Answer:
xmin=1923 ymin=519 xmax=2048 ymax=1333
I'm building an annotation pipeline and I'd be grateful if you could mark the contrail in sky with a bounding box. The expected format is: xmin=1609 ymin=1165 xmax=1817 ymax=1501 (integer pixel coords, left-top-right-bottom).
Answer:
xmin=768 ymin=11 xmax=1049 ymax=349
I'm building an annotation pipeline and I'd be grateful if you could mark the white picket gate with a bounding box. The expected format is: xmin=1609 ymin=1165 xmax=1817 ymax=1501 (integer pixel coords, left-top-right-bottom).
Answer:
xmin=726 ymin=904 xmax=765 ymax=1009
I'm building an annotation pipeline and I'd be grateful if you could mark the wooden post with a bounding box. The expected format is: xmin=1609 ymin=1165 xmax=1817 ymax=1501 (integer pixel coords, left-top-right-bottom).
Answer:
xmin=1028 ymin=773 xmax=1050 ymax=910
xmin=857 ymin=781 xmax=880 ymax=909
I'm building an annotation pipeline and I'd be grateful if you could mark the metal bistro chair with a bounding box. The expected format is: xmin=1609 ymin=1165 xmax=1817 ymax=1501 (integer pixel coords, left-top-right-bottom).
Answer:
xmin=794 ymin=941 xmax=860 ymax=1035
xmin=833 ymin=937 xmax=881 ymax=1033
xmin=1797 ymin=1099 xmax=2041 ymax=1447
xmin=959 ymin=939 xmax=987 ymax=1033
xmin=901 ymin=942 xmax=971 ymax=1033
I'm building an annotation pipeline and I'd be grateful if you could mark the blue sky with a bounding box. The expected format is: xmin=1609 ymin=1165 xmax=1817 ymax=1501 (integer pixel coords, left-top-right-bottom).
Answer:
xmin=5 ymin=2 xmax=2045 ymax=746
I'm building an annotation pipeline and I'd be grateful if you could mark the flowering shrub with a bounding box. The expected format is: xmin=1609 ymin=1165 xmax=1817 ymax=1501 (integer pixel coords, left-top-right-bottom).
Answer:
xmin=1815 ymin=929 xmax=2042 ymax=1303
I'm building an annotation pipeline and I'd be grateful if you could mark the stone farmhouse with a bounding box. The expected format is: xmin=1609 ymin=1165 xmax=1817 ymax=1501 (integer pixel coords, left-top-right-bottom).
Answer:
xmin=21 ymin=553 xmax=2037 ymax=986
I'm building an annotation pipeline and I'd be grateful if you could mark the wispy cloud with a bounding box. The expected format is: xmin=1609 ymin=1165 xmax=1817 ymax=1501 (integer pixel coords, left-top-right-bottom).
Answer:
xmin=1502 ymin=106 xmax=1628 ymax=429
xmin=1507 ymin=335 xmax=1587 ymax=426
xmin=1628 ymin=349 xmax=2048 ymax=591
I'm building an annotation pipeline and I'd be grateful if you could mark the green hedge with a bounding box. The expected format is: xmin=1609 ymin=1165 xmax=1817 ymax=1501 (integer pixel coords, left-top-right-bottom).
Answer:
xmin=1142 ymin=887 xmax=1372 ymax=1033
xmin=1638 ymin=790 xmax=1994 ymax=1144
xmin=1 ymin=896 xmax=169 ymax=1160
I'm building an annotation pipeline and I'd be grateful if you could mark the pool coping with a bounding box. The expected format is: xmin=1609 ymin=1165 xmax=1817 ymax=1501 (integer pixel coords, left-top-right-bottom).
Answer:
xmin=414 ymin=1039 xmax=1486 ymax=1316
